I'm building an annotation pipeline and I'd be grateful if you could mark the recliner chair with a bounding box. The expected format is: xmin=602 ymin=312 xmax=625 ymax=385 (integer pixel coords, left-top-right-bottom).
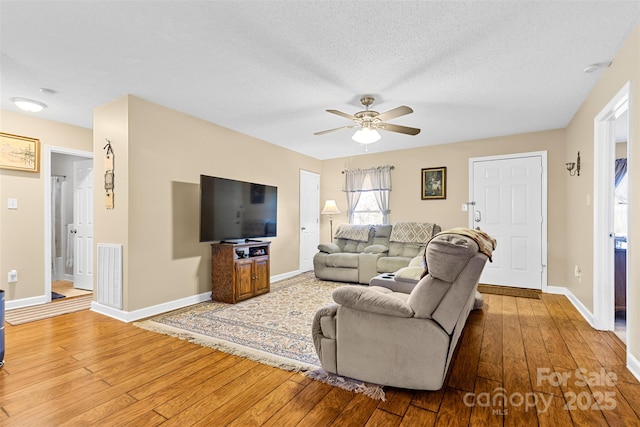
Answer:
xmin=311 ymin=229 xmax=494 ymax=390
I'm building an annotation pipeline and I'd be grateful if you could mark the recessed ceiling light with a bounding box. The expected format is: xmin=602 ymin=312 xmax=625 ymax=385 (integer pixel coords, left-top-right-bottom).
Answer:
xmin=11 ymin=97 xmax=47 ymax=113
xmin=583 ymin=62 xmax=612 ymax=73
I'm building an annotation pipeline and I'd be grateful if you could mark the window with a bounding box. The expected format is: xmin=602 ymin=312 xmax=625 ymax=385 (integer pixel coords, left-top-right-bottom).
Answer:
xmin=352 ymin=189 xmax=383 ymax=225
xmin=343 ymin=166 xmax=392 ymax=224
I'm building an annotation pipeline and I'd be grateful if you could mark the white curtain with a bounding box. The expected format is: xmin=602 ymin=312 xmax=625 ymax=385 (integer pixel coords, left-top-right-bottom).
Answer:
xmin=343 ymin=166 xmax=392 ymax=224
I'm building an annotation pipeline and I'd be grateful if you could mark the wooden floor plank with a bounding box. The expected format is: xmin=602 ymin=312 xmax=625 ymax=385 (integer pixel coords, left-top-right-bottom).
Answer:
xmin=2 ymin=288 xmax=639 ymax=427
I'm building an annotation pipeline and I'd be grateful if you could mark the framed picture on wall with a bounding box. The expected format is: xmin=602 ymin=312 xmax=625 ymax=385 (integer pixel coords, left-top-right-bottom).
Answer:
xmin=421 ymin=167 xmax=446 ymax=200
xmin=0 ymin=132 xmax=40 ymax=172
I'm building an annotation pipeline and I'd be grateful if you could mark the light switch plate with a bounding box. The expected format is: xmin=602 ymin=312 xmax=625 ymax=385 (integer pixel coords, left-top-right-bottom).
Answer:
xmin=8 ymin=198 xmax=17 ymax=209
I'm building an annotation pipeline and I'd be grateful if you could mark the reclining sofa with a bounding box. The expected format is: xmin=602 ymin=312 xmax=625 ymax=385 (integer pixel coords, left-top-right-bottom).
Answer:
xmin=313 ymin=222 xmax=440 ymax=285
xmin=311 ymin=229 xmax=496 ymax=390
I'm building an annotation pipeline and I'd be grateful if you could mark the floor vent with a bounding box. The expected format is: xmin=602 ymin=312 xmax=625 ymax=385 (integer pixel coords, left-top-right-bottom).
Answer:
xmin=97 ymin=243 xmax=122 ymax=309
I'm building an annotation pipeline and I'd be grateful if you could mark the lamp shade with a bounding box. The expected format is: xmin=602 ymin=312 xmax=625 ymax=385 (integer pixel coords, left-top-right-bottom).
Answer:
xmin=321 ymin=199 xmax=340 ymax=214
xmin=351 ymin=128 xmax=381 ymax=144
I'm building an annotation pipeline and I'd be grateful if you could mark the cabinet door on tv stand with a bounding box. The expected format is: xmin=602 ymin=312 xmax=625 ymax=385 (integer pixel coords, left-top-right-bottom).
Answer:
xmin=235 ymin=259 xmax=254 ymax=301
xmin=253 ymin=257 xmax=270 ymax=295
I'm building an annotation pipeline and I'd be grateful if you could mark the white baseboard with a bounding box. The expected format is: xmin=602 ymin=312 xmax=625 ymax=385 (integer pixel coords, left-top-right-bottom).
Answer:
xmin=91 ymin=291 xmax=211 ymax=323
xmin=544 ymin=285 xmax=640 ymax=382
xmin=271 ymin=269 xmax=306 ymax=283
xmin=544 ymin=285 xmax=596 ymax=328
xmin=627 ymin=351 xmax=640 ymax=382
xmin=5 ymin=295 xmax=48 ymax=310
xmin=90 ymin=270 xmax=308 ymax=322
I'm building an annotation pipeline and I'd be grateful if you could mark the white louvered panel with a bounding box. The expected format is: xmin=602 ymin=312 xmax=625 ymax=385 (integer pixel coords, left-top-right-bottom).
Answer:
xmin=97 ymin=244 xmax=122 ymax=309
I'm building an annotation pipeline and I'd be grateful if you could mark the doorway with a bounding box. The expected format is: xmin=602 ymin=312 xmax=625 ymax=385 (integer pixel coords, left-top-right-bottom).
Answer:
xmin=469 ymin=152 xmax=547 ymax=290
xmin=299 ymin=170 xmax=320 ymax=272
xmin=45 ymin=146 xmax=94 ymax=302
xmin=593 ymin=82 xmax=630 ymax=345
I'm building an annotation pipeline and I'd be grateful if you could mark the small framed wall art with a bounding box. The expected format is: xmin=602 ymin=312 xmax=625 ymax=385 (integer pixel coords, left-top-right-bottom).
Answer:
xmin=0 ymin=132 xmax=40 ymax=172
xmin=421 ymin=167 xmax=446 ymax=200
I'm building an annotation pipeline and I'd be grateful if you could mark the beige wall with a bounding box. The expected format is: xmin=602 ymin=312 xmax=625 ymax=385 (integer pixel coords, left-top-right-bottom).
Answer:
xmin=94 ymin=95 xmax=321 ymax=311
xmin=320 ymin=129 xmax=567 ymax=286
xmin=1 ymin=24 xmax=637 ymax=366
xmin=0 ymin=110 xmax=92 ymax=301
xmin=564 ymin=23 xmax=639 ymax=357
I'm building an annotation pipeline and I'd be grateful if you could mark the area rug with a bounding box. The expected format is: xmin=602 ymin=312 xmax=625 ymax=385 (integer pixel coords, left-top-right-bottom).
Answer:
xmin=135 ymin=272 xmax=386 ymax=400
xmin=478 ymin=284 xmax=540 ymax=299
xmin=5 ymin=294 xmax=93 ymax=325
xmin=51 ymin=291 xmax=66 ymax=300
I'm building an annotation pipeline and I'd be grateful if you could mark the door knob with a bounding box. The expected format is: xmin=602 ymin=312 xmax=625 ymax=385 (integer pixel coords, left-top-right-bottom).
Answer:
xmin=474 ymin=211 xmax=481 ymax=222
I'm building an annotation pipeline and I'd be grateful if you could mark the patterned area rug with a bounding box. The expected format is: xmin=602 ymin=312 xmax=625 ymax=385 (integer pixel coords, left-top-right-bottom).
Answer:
xmin=135 ymin=272 xmax=386 ymax=400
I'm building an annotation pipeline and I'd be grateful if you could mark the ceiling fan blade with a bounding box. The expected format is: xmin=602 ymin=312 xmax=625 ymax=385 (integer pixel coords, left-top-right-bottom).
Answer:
xmin=314 ymin=125 xmax=355 ymax=136
xmin=375 ymin=106 xmax=413 ymax=122
xmin=326 ymin=109 xmax=357 ymax=121
xmin=379 ymin=123 xmax=421 ymax=136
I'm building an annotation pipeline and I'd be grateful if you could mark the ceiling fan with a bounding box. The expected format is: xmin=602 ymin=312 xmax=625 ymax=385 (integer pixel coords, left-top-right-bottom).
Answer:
xmin=314 ymin=96 xmax=421 ymax=146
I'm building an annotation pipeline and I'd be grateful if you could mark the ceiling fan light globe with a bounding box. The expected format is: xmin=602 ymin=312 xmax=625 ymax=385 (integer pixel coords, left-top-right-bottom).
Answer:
xmin=352 ymin=128 xmax=381 ymax=144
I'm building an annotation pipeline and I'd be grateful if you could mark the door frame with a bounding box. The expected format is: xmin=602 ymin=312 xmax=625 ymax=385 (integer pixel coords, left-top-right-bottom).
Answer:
xmin=44 ymin=146 xmax=93 ymax=301
xmin=469 ymin=151 xmax=548 ymax=291
xmin=593 ymin=81 xmax=630 ymax=334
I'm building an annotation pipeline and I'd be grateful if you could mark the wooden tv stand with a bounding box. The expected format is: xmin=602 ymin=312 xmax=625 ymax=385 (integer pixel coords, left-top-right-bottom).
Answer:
xmin=210 ymin=241 xmax=270 ymax=303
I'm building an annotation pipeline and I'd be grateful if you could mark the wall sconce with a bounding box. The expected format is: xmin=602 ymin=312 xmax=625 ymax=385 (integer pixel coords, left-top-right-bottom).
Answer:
xmin=566 ymin=151 xmax=581 ymax=176
xmin=321 ymin=199 xmax=340 ymax=239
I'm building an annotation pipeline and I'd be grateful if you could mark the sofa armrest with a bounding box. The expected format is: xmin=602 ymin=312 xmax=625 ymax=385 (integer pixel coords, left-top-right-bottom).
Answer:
xmin=317 ymin=243 xmax=341 ymax=253
xmin=332 ymin=286 xmax=414 ymax=318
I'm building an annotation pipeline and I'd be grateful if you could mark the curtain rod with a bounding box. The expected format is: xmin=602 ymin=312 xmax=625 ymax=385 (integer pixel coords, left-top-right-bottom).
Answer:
xmin=341 ymin=165 xmax=394 ymax=174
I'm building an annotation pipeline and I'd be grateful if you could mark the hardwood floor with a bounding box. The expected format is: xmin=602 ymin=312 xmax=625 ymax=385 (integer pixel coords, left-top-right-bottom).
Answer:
xmin=1 ymin=292 xmax=639 ymax=426
xmin=52 ymin=280 xmax=92 ymax=299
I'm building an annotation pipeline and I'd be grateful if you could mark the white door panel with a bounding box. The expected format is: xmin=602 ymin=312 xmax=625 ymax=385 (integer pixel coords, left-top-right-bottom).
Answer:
xmin=74 ymin=159 xmax=94 ymax=290
xmin=471 ymin=155 xmax=544 ymax=289
xmin=299 ymin=170 xmax=319 ymax=272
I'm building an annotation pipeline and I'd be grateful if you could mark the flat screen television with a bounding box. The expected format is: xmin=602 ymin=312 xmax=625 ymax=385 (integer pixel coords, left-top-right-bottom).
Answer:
xmin=199 ymin=175 xmax=277 ymax=242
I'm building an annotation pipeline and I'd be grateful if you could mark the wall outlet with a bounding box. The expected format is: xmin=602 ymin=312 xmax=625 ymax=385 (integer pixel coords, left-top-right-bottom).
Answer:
xmin=8 ymin=270 xmax=18 ymax=283
xmin=574 ymin=265 xmax=582 ymax=282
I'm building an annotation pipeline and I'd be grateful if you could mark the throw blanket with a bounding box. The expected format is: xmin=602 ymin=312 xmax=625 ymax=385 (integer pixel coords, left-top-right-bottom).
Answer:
xmin=438 ymin=227 xmax=497 ymax=261
xmin=334 ymin=224 xmax=372 ymax=242
xmin=390 ymin=222 xmax=435 ymax=244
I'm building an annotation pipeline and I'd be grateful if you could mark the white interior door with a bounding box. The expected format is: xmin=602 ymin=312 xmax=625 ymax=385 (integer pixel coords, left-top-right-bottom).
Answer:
xmin=470 ymin=153 xmax=545 ymax=289
xmin=73 ymin=159 xmax=94 ymax=290
xmin=299 ymin=170 xmax=320 ymax=271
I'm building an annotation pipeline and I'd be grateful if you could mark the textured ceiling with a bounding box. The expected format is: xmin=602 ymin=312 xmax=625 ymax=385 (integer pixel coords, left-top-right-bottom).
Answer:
xmin=1 ymin=1 xmax=638 ymax=160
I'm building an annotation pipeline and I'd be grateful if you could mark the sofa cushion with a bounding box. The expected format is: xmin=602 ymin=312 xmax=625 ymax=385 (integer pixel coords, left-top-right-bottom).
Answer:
xmin=427 ymin=235 xmax=479 ymax=282
xmin=377 ymin=256 xmax=413 ymax=273
xmin=364 ymin=244 xmax=388 ymax=254
xmin=408 ymin=255 xmax=424 ymax=267
xmin=407 ymin=276 xmax=451 ymax=319
xmin=388 ymin=241 xmax=425 ymax=258
xmin=325 ymin=253 xmax=360 ymax=268
xmin=394 ymin=266 xmax=423 ymax=283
